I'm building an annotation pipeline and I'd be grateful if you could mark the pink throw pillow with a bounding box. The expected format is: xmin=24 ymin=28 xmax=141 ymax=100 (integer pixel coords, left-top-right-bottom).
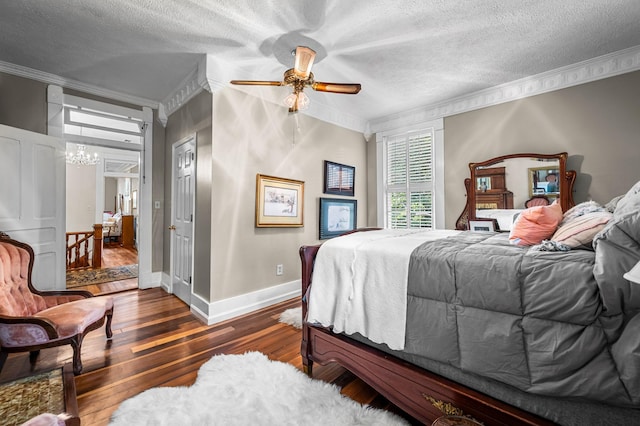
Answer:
xmin=509 ymin=202 xmax=563 ymax=246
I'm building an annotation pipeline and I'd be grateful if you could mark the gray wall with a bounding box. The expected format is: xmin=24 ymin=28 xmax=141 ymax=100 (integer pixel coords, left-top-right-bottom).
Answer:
xmin=208 ymin=89 xmax=367 ymax=302
xmin=151 ymin=109 xmax=166 ymax=272
xmin=164 ymin=90 xmax=213 ymax=299
xmin=0 ymin=72 xmax=47 ymax=134
xmin=443 ymin=70 xmax=640 ymax=229
xmin=4 ymin=68 xmax=640 ymax=280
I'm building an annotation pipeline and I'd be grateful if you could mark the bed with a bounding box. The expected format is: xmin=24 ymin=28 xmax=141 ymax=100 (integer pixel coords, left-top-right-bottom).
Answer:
xmin=299 ymin=153 xmax=640 ymax=425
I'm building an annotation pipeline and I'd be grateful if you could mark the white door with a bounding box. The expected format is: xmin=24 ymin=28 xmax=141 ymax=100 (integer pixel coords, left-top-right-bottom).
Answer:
xmin=0 ymin=125 xmax=65 ymax=290
xmin=170 ymin=136 xmax=196 ymax=305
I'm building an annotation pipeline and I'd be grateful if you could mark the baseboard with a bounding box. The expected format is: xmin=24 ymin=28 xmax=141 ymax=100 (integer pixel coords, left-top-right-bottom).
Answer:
xmin=160 ymin=272 xmax=171 ymax=292
xmin=138 ymin=271 xmax=163 ymax=289
xmin=193 ymin=280 xmax=301 ymax=325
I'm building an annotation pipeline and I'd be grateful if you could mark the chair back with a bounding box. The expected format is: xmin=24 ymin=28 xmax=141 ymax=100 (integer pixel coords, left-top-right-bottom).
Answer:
xmin=0 ymin=236 xmax=48 ymax=317
xmin=524 ymin=196 xmax=551 ymax=208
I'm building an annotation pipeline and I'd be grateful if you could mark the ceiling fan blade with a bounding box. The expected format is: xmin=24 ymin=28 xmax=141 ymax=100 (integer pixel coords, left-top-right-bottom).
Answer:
xmin=230 ymin=80 xmax=284 ymax=86
xmin=293 ymin=46 xmax=316 ymax=80
xmin=311 ymin=82 xmax=362 ymax=94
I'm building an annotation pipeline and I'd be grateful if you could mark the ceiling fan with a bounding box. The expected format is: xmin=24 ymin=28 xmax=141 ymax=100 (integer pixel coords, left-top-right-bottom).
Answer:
xmin=230 ymin=46 xmax=361 ymax=113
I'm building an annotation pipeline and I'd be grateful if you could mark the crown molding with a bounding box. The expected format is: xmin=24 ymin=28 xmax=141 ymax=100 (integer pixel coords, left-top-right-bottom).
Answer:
xmin=159 ymin=54 xmax=229 ymax=124
xmin=0 ymin=59 xmax=158 ymax=110
xmin=5 ymin=43 xmax=638 ymax=136
xmin=369 ymin=45 xmax=640 ymax=133
xmin=159 ymin=65 xmax=201 ymax=122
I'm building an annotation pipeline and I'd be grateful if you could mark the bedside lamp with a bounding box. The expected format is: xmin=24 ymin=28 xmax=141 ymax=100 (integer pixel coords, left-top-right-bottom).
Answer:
xmin=623 ymin=260 xmax=640 ymax=284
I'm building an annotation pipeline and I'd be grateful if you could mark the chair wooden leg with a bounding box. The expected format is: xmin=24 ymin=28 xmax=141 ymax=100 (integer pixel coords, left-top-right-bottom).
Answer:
xmin=105 ymin=311 xmax=114 ymax=339
xmin=0 ymin=351 xmax=7 ymax=373
xmin=70 ymin=337 xmax=83 ymax=375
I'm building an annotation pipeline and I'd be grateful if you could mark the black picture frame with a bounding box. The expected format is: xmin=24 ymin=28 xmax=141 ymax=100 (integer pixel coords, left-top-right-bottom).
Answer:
xmin=319 ymin=198 xmax=357 ymax=239
xmin=324 ymin=160 xmax=355 ymax=197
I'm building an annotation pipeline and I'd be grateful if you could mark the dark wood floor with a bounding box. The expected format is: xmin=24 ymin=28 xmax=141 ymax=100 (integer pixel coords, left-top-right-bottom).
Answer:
xmin=0 ymin=289 xmax=416 ymax=425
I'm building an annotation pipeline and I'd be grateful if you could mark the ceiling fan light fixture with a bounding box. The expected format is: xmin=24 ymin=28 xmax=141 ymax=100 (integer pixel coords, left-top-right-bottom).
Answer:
xmin=284 ymin=91 xmax=310 ymax=113
xmin=293 ymin=46 xmax=316 ymax=80
xmin=231 ymin=45 xmax=360 ymax=113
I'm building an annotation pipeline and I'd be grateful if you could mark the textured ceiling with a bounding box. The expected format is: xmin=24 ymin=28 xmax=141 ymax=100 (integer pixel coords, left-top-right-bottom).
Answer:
xmin=2 ymin=0 xmax=640 ymax=125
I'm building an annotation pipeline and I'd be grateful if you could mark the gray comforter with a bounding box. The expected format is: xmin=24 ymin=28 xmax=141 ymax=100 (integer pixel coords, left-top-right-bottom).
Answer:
xmin=404 ymin=212 xmax=640 ymax=407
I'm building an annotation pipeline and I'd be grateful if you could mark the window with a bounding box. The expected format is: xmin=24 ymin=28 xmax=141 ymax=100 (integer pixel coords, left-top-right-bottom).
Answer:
xmin=383 ymin=130 xmax=434 ymax=229
xmin=61 ymin=94 xmax=146 ymax=148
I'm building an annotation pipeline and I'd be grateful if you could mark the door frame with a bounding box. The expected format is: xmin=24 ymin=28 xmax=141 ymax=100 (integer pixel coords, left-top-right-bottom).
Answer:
xmin=169 ymin=134 xmax=197 ymax=302
xmin=47 ymin=86 xmax=154 ymax=288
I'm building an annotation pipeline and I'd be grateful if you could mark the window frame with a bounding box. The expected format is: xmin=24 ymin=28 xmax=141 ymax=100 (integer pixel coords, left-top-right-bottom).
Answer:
xmin=376 ymin=118 xmax=444 ymax=229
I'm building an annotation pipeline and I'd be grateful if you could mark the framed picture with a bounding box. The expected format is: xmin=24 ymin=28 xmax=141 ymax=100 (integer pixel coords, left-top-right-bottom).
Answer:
xmin=324 ymin=160 xmax=355 ymax=197
xmin=319 ymin=198 xmax=357 ymax=239
xmin=255 ymin=174 xmax=304 ymax=227
xmin=469 ymin=219 xmax=499 ymax=232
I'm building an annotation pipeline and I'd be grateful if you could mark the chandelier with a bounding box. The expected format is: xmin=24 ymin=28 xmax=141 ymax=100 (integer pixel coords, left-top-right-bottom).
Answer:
xmin=66 ymin=145 xmax=99 ymax=166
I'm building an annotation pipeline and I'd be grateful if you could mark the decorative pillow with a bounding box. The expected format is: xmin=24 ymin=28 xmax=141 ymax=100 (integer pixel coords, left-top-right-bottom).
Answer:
xmin=551 ymin=211 xmax=612 ymax=248
xmin=613 ymin=180 xmax=640 ymax=217
xmin=604 ymin=194 xmax=624 ymax=213
xmin=593 ymin=206 xmax=640 ymax=317
xmin=560 ymin=200 xmax=605 ymax=226
xmin=509 ymin=202 xmax=563 ymax=246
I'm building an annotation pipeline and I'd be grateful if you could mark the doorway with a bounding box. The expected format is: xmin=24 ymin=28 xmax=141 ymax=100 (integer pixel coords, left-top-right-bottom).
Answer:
xmin=65 ymin=144 xmax=140 ymax=294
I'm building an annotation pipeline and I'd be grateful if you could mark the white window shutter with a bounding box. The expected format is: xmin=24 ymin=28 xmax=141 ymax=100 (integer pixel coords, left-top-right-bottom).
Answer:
xmin=384 ymin=130 xmax=433 ymax=229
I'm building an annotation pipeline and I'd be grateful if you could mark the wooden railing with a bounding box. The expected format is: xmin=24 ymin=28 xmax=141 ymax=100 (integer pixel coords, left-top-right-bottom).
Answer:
xmin=66 ymin=224 xmax=103 ymax=270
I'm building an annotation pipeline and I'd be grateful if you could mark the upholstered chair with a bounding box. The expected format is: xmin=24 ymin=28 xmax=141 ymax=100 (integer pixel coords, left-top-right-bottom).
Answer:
xmin=524 ymin=195 xmax=551 ymax=208
xmin=0 ymin=232 xmax=114 ymax=375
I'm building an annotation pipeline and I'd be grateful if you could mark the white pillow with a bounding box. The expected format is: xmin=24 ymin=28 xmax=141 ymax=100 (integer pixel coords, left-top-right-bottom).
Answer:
xmin=560 ymin=201 xmax=605 ymax=226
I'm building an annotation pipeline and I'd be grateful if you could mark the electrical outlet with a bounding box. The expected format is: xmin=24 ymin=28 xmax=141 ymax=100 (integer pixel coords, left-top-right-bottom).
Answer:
xmin=276 ymin=264 xmax=283 ymax=276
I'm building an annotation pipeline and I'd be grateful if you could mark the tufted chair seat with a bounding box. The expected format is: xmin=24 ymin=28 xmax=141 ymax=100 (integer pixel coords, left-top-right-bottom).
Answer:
xmin=0 ymin=232 xmax=114 ymax=375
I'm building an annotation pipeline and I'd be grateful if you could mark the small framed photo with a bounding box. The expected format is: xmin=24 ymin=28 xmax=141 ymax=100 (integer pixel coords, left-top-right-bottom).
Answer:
xmin=319 ymin=198 xmax=357 ymax=239
xmin=324 ymin=161 xmax=355 ymax=197
xmin=469 ymin=219 xmax=499 ymax=232
xmin=255 ymin=174 xmax=304 ymax=227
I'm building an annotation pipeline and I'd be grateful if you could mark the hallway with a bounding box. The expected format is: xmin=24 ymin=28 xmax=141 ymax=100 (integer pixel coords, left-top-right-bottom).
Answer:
xmin=68 ymin=245 xmax=138 ymax=295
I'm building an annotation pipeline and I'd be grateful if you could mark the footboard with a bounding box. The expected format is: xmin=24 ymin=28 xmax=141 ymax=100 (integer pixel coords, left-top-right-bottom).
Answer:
xmin=299 ymin=243 xmax=553 ymax=426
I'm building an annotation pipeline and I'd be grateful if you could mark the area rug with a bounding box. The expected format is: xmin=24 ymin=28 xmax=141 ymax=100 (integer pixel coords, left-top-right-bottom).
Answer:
xmin=109 ymin=352 xmax=408 ymax=426
xmin=0 ymin=369 xmax=65 ymax=425
xmin=279 ymin=306 xmax=302 ymax=329
xmin=66 ymin=264 xmax=138 ymax=288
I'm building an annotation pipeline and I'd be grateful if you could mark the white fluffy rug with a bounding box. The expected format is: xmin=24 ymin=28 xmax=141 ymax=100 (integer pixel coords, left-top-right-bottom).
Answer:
xmin=109 ymin=352 xmax=408 ymax=426
xmin=279 ymin=306 xmax=303 ymax=329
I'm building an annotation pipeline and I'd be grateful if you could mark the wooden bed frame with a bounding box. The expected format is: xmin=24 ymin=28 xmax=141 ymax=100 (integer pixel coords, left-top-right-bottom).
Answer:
xmin=299 ymin=153 xmax=584 ymax=424
xmin=300 ymin=238 xmax=554 ymax=426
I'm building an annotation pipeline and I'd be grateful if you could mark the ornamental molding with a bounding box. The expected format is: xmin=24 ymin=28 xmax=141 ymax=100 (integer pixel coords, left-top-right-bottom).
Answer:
xmin=158 ymin=55 xmax=229 ymax=125
xmin=2 ymin=44 xmax=638 ymax=135
xmin=369 ymin=45 xmax=640 ymax=134
xmin=0 ymin=59 xmax=158 ymax=109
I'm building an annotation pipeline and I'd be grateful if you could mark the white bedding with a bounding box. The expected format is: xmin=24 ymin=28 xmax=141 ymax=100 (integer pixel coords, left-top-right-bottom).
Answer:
xmin=306 ymin=228 xmax=460 ymax=350
xmin=475 ymin=209 xmax=523 ymax=231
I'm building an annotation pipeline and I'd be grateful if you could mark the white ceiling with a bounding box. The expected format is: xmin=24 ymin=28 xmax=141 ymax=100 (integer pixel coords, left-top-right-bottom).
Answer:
xmin=2 ymin=1 xmax=640 ymax=129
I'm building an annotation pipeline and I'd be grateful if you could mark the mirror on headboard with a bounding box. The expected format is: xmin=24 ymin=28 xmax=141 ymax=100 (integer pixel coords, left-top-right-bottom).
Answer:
xmin=455 ymin=152 xmax=576 ymax=231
